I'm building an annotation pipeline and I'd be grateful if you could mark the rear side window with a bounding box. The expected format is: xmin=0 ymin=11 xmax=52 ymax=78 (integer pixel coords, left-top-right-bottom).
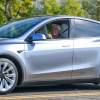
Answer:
xmin=73 ymin=19 xmax=100 ymax=38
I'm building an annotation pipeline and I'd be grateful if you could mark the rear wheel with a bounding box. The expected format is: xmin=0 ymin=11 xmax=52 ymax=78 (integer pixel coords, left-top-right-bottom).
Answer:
xmin=0 ymin=58 xmax=18 ymax=94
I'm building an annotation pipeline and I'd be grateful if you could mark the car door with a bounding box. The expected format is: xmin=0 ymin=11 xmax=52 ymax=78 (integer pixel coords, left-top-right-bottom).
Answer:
xmin=24 ymin=18 xmax=73 ymax=81
xmin=72 ymin=19 xmax=100 ymax=79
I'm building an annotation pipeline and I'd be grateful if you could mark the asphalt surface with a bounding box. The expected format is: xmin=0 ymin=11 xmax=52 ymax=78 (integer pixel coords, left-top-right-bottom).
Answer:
xmin=1 ymin=84 xmax=100 ymax=100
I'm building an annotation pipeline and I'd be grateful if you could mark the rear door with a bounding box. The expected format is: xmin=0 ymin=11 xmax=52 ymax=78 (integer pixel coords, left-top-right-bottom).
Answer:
xmin=71 ymin=19 xmax=100 ymax=79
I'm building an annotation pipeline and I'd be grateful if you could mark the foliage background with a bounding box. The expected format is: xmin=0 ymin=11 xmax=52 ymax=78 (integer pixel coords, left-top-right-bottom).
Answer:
xmin=0 ymin=0 xmax=100 ymax=25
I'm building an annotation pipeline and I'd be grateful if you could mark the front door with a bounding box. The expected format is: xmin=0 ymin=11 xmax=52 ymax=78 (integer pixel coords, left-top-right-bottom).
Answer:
xmin=25 ymin=18 xmax=74 ymax=81
xmin=25 ymin=40 xmax=73 ymax=81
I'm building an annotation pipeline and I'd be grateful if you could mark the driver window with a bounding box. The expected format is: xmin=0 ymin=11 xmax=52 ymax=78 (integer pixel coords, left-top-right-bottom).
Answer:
xmin=35 ymin=19 xmax=70 ymax=39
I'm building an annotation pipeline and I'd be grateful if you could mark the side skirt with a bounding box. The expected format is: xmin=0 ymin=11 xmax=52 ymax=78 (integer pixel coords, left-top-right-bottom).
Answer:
xmin=21 ymin=78 xmax=100 ymax=86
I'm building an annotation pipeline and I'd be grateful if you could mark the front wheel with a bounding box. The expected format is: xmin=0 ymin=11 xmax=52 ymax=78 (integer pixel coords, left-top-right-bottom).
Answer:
xmin=0 ymin=58 xmax=18 ymax=94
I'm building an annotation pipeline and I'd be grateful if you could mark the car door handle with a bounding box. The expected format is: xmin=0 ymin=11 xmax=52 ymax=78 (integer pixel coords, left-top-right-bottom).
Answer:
xmin=62 ymin=45 xmax=70 ymax=47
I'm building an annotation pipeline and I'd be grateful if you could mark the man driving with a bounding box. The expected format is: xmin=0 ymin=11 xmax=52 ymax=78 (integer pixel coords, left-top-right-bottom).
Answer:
xmin=50 ymin=24 xmax=61 ymax=39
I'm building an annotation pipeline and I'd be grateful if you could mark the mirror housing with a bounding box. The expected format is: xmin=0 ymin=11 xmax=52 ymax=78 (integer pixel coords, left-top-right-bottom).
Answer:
xmin=31 ymin=33 xmax=46 ymax=41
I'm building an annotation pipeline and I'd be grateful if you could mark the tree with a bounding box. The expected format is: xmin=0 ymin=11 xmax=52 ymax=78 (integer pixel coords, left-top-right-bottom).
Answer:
xmin=12 ymin=0 xmax=35 ymax=18
xmin=42 ymin=0 xmax=84 ymax=16
xmin=5 ymin=0 xmax=12 ymax=21
xmin=0 ymin=0 xmax=35 ymax=24
xmin=0 ymin=0 xmax=7 ymax=24
xmin=43 ymin=0 xmax=61 ymax=15
xmin=82 ymin=0 xmax=100 ymax=21
xmin=0 ymin=0 xmax=85 ymax=24
xmin=60 ymin=0 xmax=84 ymax=16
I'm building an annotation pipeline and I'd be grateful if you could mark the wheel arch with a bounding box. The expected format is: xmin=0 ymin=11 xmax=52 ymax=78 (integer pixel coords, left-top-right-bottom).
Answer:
xmin=0 ymin=54 xmax=24 ymax=86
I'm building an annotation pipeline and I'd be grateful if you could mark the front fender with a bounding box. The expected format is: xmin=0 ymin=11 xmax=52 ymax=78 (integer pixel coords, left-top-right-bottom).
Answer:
xmin=0 ymin=50 xmax=27 ymax=83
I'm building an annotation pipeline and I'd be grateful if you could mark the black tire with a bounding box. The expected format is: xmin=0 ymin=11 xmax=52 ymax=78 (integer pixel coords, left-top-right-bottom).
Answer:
xmin=0 ymin=58 xmax=18 ymax=95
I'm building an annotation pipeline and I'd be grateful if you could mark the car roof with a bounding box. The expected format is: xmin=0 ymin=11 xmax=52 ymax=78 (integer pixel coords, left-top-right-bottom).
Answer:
xmin=32 ymin=15 xmax=100 ymax=24
xmin=4 ymin=15 xmax=100 ymax=26
xmin=47 ymin=15 xmax=100 ymax=24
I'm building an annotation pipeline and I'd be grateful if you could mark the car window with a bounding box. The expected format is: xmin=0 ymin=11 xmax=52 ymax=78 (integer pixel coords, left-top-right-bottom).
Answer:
xmin=36 ymin=25 xmax=48 ymax=34
xmin=74 ymin=19 xmax=100 ymax=38
xmin=0 ymin=17 xmax=47 ymax=38
xmin=34 ymin=19 xmax=70 ymax=39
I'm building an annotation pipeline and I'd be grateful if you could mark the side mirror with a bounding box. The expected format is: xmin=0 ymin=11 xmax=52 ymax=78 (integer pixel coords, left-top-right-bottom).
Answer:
xmin=31 ymin=33 xmax=46 ymax=41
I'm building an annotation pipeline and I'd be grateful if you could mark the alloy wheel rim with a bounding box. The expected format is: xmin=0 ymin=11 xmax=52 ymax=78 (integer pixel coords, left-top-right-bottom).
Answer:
xmin=0 ymin=61 xmax=16 ymax=92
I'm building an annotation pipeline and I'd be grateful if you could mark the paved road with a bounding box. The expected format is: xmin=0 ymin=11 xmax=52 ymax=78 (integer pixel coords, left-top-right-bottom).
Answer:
xmin=1 ymin=84 xmax=100 ymax=100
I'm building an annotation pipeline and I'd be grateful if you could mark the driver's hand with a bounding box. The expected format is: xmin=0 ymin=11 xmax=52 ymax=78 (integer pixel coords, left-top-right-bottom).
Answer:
xmin=47 ymin=34 xmax=53 ymax=39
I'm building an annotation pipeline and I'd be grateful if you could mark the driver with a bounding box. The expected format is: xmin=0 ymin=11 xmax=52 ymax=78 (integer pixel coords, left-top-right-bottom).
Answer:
xmin=51 ymin=24 xmax=61 ymax=39
xmin=48 ymin=24 xmax=61 ymax=39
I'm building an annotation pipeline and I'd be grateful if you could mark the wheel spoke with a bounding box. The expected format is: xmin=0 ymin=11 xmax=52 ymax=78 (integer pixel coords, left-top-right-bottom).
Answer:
xmin=0 ymin=78 xmax=1 ymax=83
xmin=3 ymin=79 xmax=9 ymax=89
xmin=0 ymin=78 xmax=2 ymax=85
xmin=0 ymin=65 xmax=1 ymax=73
xmin=5 ymin=76 xmax=14 ymax=84
xmin=3 ymin=65 xmax=13 ymax=74
xmin=2 ymin=79 xmax=6 ymax=88
xmin=0 ymin=63 xmax=3 ymax=73
xmin=2 ymin=62 xmax=8 ymax=72
xmin=5 ymin=73 xmax=15 ymax=78
xmin=0 ymin=78 xmax=3 ymax=90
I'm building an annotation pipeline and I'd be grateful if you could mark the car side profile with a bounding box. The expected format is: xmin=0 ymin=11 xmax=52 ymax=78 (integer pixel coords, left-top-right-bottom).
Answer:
xmin=0 ymin=16 xmax=100 ymax=94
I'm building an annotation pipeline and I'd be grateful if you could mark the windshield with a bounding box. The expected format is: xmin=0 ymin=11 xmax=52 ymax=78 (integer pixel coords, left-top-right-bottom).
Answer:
xmin=0 ymin=17 xmax=47 ymax=38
